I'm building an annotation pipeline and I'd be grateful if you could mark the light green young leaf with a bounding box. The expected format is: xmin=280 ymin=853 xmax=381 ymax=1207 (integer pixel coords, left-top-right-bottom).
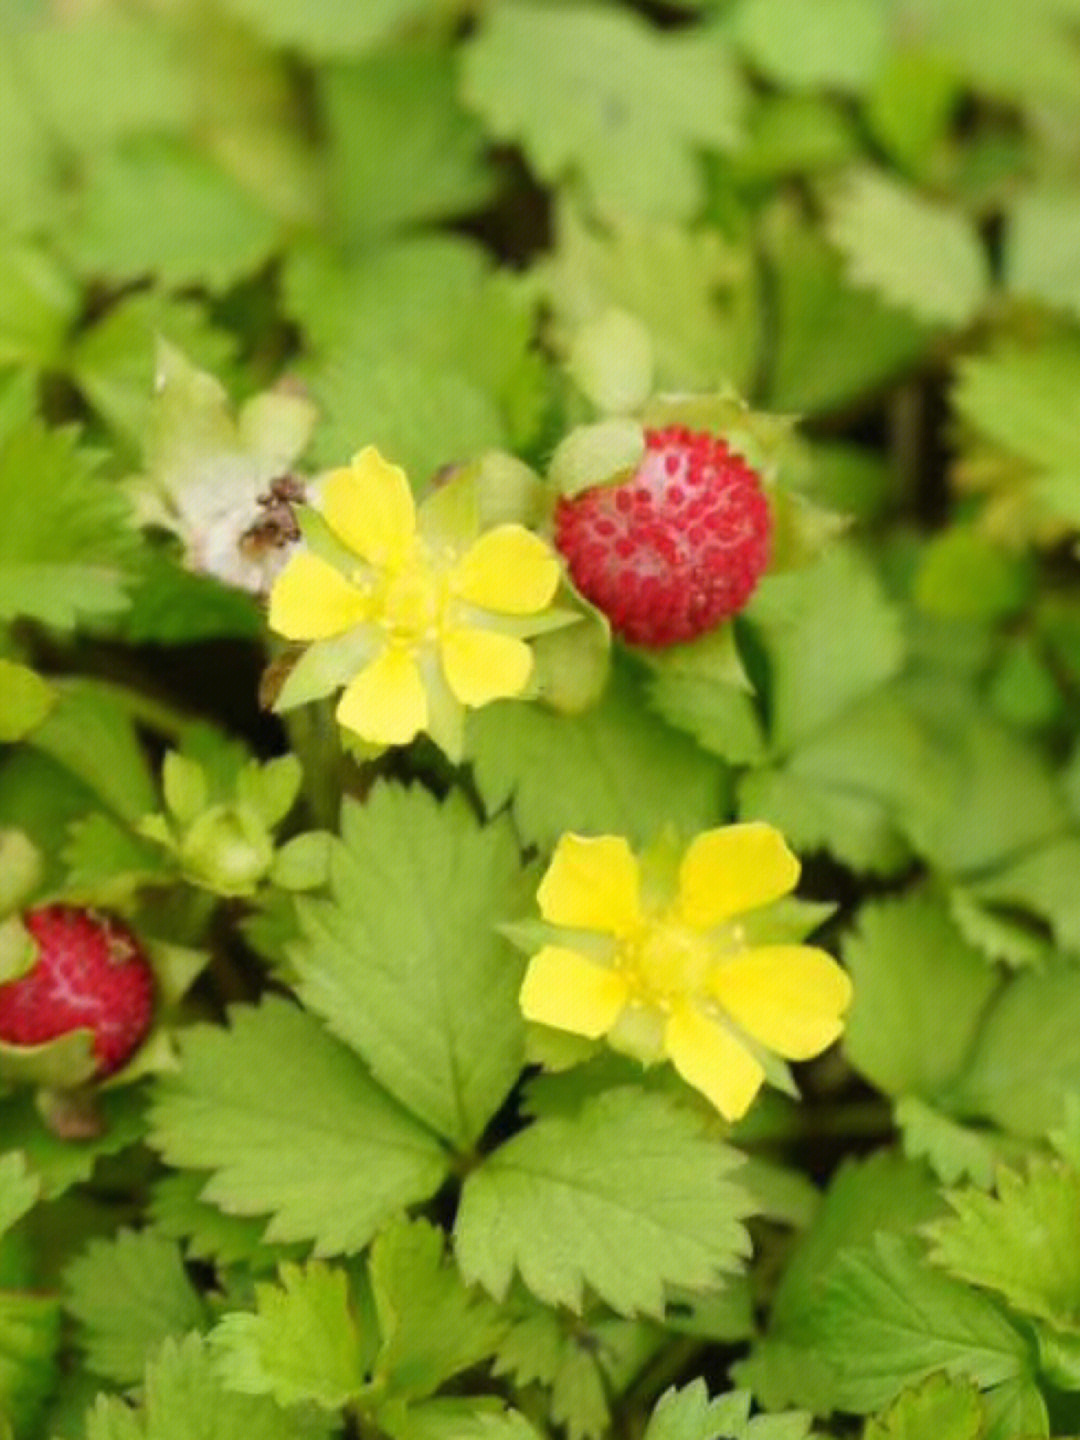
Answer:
xmin=84 ymin=1332 xmax=332 ymax=1440
xmin=646 ymin=1381 xmax=814 ymax=1440
xmin=463 ymin=4 xmax=745 ymax=220
xmin=64 ymin=1230 xmax=207 ymax=1387
xmin=842 ymin=895 xmax=1002 ymax=1102
xmin=729 ymin=0 xmax=889 ymax=92
xmin=0 ymin=421 xmax=137 ymax=627
xmin=828 ymin=170 xmax=989 ymax=327
xmin=455 ymin=1088 xmax=751 ymax=1316
xmin=320 ymin=50 xmax=493 ymax=243
xmin=745 ymin=545 xmax=905 ymax=753
xmin=801 ymin=1234 xmax=1030 ymax=1413
xmin=211 ymin=1260 xmax=374 ymax=1410
xmin=863 ymin=1372 xmax=985 ymax=1440
xmin=540 ymin=203 xmax=760 ymax=392
xmin=0 ymin=661 xmax=54 ymax=742
xmin=1007 ymin=190 xmax=1080 ymax=319
xmin=927 ymin=1157 xmax=1080 ymax=1331
xmin=369 ymin=1217 xmax=504 ymax=1401
xmin=293 ymin=785 xmax=528 ymax=1148
xmin=0 ymin=1153 xmax=39 ymax=1238
xmin=150 ymin=997 xmax=449 ymax=1255
xmin=214 ymin=0 xmax=427 ymax=58
xmin=469 ymin=660 xmax=726 ymax=851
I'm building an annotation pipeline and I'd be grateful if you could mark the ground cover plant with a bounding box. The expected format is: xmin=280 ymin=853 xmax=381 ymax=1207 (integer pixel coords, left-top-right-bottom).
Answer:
xmin=5 ymin=0 xmax=1080 ymax=1437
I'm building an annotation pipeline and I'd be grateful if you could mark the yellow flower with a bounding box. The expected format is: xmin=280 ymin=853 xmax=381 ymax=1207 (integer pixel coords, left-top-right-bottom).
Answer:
xmin=268 ymin=447 xmax=562 ymax=756
xmin=519 ymin=823 xmax=852 ymax=1120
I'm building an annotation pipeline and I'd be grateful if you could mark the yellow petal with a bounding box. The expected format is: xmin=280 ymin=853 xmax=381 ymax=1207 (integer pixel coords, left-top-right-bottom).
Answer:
xmin=520 ymin=946 xmax=629 ymax=1038
xmin=268 ymin=552 xmax=370 ymax=640
xmin=440 ymin=625 xmax=533 ymax=706
xmin=664 ymin=1001 xmax=765 ymax=1120
xmin=711 ymin=945 xmax=852 ymax=1060
xmin=678 ymin=823 xmax=800 ymax=928
xmin=322 ymin=446 xmax=415 ymax=567
xmin=335 ymin=646 xmax=427 ymax=746
xmin=452 ymin=525 xmax=560 ymax=615
xmin=537 ymin=834 xmax=642 ymax=933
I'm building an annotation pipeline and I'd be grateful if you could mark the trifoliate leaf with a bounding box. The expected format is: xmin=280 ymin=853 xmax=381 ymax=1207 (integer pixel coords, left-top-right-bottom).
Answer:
xmin=65 ymin=1230 xmax=207 ymax=1387
xmin=1007 ymin=190 xmax=1080 ymax=320
xmin=948 ymin=960 xmax=1080 ymax=1137
xmin=729 ymin=0 xmax=889 ymax=92
xmin=84 ymin=1332 xmax=332 ymax=1440
xmin=293 ymin=786 xmax=527 ymax=1149
xmin=812 ymin=1234 xmax=1031 ymax=1412
xmin=463 ymin=4 xmax=745 ymax=220
xmin=319 ymin=50 xmax=493 ymax=243
xmin=927 ymin=1158 xmax=1080 ymax=1331
xmin=368 ymin=1217 xmax=504 ymax=1401
xmin=745 ymin=545 xmax=905 ymax=753
xmin=150 ymin=998 xmax=450 ymax=1255
xmin=0 ymin=661 xmax=54 ymax=742
xmin=211 ymin=1260 xmax=373 ymax=1410
xmin=0 ymin=1153 xmax=39 ymax=1239
xmin=765 ymin=216 xmax=930 ymax=415
xmin=469 ymin=661 xmax=726 ymax=850
xmin=0 ymin=420 xmax=136 ymax=627
xmin=828 ymin=170 xmax=989 ymax=327
xmin=842 ymin=896 xmax=1002 ymax=1103
xmin=540 ymin=202 xmax=760 ymax=392
xmin=214 ymin=0 xmax=427 ymax=58
xmin=863 ymin=1372 xmax=985 ymax=1440
xmin=65 ymin=138 xmax=280 ymax=290
xmin=454 ymin=1088 xmax=751 ymax=1316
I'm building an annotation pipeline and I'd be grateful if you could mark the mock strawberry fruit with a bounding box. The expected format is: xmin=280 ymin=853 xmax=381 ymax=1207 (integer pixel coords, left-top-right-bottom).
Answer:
xmin=0 ymin=906 xmax=154 ymax=1076
xmin=554 ymin=426 xmax=772 ymax=647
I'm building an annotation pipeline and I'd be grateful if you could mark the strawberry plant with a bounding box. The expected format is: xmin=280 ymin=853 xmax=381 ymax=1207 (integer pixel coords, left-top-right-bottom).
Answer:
xmin=3 ymin=3 xmax=1080 ymax=1440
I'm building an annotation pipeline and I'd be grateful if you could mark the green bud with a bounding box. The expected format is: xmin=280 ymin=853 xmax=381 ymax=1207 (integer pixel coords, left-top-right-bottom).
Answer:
xmin=549 ymin=418 xmax=645 ymax=498
xmin=180 ymin=804 xmax=274 ymax=897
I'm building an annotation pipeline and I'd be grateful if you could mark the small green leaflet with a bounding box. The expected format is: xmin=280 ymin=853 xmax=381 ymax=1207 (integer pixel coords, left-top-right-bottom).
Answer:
xmin=149 ymin=997 xmax=449 ymax=1254
xmin=644 ymin=1380 xmax=813 ymax=1440
xmin=64 ymin=1230 xmax=207 ymax=1387
xmin=454 ymin=1088 xmax=752 ymax=1316
xmin=463 ymin=4 xmax=745 ymax=220
xmin=294 ymin=784 xmax=529 ymax=1149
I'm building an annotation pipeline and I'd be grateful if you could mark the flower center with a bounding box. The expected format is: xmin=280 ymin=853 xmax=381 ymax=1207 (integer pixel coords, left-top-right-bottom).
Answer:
xmin=376 ymin=547 xmax=446 ymax=644
xmin=616 ymin=915 xmax=716 ymax=1010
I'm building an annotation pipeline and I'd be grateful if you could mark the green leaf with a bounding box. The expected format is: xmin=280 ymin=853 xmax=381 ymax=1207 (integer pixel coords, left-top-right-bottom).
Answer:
xmin=211 ymin=1260 xmax=372 ymax=1410
xmin=0 ymin=1152 xmax=39 ymax=1239
xmin=894 ymin=1097 xmax=1000 ymax=1191
xmin=0 ymin=1089 xmax=146 ymax=1200
xmin=914 ymin=528 xmax=1031 ymax=622
xmin=293 ymin=786 xmax=528 ymax=1148
xmin=378 ymin=1397 xmax=540 ymax=1440
xmin=0 ymin=240 xmax=78 ymax=369
xmin=66 ymin=137 xmax=280 ymax=291
xmin=150 ymin=1170 xmax=299 ymax=1271
xmin=214 ymin=0 xmax=427 ymax=58
xmin=647 ymin=670 xmax=765 ymax=767
xmin=150 ymin=997 xmax=450 ymax=1255
xmin=540 ymin=202 xmax=760 ymax=393
xmin=463 ymin=4 xmax=745 ymax=220
xmin=927 ymin=1158 xmax=1080 ymax=1330
xmin=968 ymin=835 xmax=1080 ymax=954
xmin=948 ymin=960 xmax=1080 ymax=1137
xmin=863 ymin=1373 xmax=986 ymax=1440
xmin=645 ymin=1381 xmax=814 ymax=1440
xmin=1007 ymin=190 xmax=1080 ymax=319
xmin=469 ymin=661 xmax=726 ymax=851
xmin=0 ymin=1288 xmax=61 ymax=1439
xmin=729 ymin=0 xmax=888 ymax=92
xmin=31 ymin=681 xmax=157 ymax=823
xmin=0 ymin=421 xmax=136 ymax=627
xmin=368 ymin=1216 xmax=504 ymax=1401
xmin=455 ymin=1088 xmax=751 ymax=1316
xmin=746 ymin=545 xmax=905 ymax=753
xmin=65 ymin=1230 xmax=207 ymax=1387
xmin=0 ymin=660 xmax=54 ymax=742
xmin=842 ymin=895 xmax=1002 ymax=1103
xmin=828 ymin=169 xmax=989 ymax=327
xmin=84 ymin=1332 xmax=332 ymax=1440
xmin=320 ymin=50 xmax=493 ymax=243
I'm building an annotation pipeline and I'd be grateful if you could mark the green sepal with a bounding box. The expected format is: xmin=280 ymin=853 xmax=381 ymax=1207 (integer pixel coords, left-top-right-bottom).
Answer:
xmin=0 ymin=831 xmax=43 ymax=915
xmin=548 ymin=418 xmax=644 ymax=498
xmin=236 ymin=755 xmax=302 ymax=828
xmin=475 ymin=451 xmax=548 ymax=530
xmin=0 ymin=1030 xmax=97 ymax=1088
xmin=528 ymin=591 xmax=611 ymax=714
xmin=273 ymin=631 xmax=379 ymax=713
xmin=161 ymin=752 xmax=208 ymax=825
xmin=0 ymin=916 xmax=37 ymax=984
xmin=638 ymin=622 xmax=751 ymax=689
xmin=641 ymin=390 xmax=796 ymax=484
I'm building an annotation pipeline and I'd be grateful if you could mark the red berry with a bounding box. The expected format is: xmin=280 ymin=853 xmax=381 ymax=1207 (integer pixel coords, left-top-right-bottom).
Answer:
xmin=0 ymin=906 xmax=154 ymax=1076
xmin=554 ymin=426 xmax=771 ymax=647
